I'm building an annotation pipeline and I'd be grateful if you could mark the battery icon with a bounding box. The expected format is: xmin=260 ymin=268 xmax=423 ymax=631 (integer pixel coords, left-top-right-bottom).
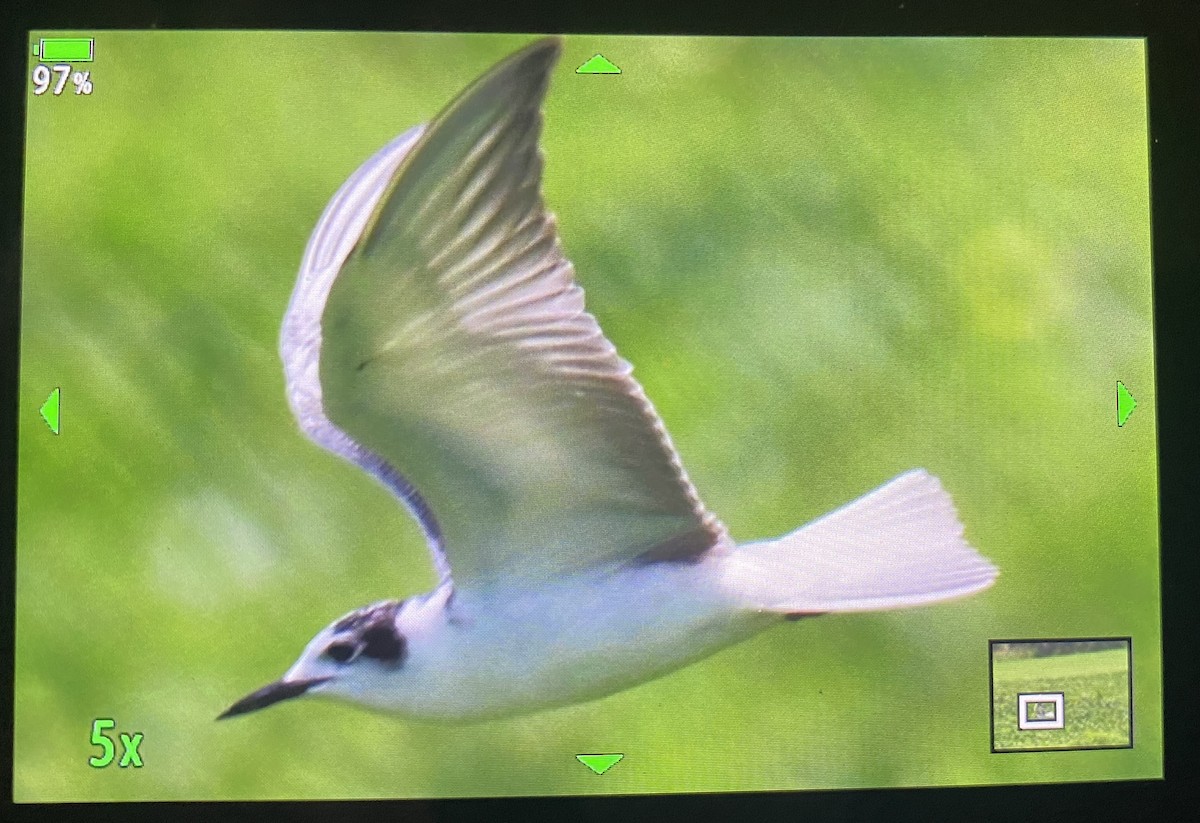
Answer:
xmin=33 ymin=38 xmax=94 ymax=62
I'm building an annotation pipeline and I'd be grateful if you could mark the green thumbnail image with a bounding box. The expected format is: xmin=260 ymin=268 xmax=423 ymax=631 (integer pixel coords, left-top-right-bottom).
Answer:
xmin=993 ymin=641 xmax=1133 ymax=752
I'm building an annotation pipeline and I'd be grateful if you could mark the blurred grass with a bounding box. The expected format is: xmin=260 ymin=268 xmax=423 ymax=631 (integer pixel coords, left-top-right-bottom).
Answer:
xmin=992 ymin=649 xmax=1132 ymax=750
xmin=16 ymin=32 xmax=1159 ymax=800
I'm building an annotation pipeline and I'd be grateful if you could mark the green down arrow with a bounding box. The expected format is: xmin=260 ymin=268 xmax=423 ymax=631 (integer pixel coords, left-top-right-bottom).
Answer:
xmin=576 ymin=753 xmax=623 ymax=774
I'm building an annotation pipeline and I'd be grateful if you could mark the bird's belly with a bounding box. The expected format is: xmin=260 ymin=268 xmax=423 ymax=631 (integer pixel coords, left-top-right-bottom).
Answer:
xmin=386 ymin=565 xmax=768 ymax=720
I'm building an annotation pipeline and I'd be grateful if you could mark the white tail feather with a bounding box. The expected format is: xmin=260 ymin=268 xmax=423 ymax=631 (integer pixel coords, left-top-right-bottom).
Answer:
xmin=722 ymin=470 xmax=998 ymax=614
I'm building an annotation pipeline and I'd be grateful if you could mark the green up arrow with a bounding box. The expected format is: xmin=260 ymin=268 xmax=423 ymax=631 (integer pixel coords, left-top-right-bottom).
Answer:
xmin=576 ymin=753 xmax=623 ymax=774
xmin=1117 ymin=381 xmax=1136 ymax=428
xmin=576 ymin=54 xmax=621 ymax=74
xmin=40 ymin=387 xmax=60 ymax=435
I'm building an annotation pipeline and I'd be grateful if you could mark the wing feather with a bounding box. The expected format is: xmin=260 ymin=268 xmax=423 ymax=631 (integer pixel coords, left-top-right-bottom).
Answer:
xmin=293 ymin=37 xmax=728 ymax=588
xmin=280 ymin=125 xmax=452 ymax=583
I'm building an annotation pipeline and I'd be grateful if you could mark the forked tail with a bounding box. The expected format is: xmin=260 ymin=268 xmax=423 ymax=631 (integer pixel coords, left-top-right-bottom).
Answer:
xmin=722 ymin=470 xmax=998 ymax=614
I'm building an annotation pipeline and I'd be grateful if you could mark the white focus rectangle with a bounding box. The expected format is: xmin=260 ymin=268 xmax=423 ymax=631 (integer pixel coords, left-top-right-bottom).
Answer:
xmin=1018 ymin=692 xmax=1065 ymax=730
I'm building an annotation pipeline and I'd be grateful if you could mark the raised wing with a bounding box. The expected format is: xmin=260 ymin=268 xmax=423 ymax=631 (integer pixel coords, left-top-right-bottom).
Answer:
xmin=288 ymin=37 xmax=727 ymax=589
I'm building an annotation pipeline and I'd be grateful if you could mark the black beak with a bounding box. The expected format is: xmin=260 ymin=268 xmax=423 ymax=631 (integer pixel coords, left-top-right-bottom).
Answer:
xmin=217 ymin=677 xmax=331 ymax=720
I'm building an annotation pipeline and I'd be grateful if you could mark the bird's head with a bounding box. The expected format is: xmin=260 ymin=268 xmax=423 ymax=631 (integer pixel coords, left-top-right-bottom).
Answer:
xmin=218 ymin=598 xmax=412 ymax=719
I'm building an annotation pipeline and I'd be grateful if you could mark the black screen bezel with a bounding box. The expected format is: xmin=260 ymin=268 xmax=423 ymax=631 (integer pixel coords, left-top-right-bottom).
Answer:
xmin=2 ymin=2 xmax=1195 ymax=820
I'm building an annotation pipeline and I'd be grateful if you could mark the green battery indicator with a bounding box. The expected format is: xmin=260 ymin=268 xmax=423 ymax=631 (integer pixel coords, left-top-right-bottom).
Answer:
xmin=33 ymin=38 xmax=94 ymax=62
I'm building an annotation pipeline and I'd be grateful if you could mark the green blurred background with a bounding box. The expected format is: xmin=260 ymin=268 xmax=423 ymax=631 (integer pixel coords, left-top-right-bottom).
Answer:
xmin=16 ymin=33 xmax=1159 ymax=800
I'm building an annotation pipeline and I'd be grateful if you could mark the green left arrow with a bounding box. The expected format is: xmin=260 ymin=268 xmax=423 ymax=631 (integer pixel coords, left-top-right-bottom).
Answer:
xmin=40 ymin=387 xmax=60 ymax=434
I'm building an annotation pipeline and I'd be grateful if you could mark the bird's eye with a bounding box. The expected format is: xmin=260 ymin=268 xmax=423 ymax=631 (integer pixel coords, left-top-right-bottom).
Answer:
xmin=324 ymin=642 xmax=358 ymax=664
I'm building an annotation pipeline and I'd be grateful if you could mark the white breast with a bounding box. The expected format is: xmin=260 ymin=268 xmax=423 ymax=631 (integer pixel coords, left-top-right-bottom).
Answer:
xmin=364 ymin=561 xmax=768 ymax=720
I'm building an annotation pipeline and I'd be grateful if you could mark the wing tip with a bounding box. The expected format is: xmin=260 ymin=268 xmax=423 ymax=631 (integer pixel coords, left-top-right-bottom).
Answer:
xmin=519 ymin=35 xmax=565 ymax=64
xmin=477 ymin=35 xmax=564 ymax=102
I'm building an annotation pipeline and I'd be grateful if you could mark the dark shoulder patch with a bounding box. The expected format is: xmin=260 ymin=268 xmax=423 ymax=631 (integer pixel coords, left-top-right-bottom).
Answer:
xmin=632 ymin=525 xmax=718 ymax=565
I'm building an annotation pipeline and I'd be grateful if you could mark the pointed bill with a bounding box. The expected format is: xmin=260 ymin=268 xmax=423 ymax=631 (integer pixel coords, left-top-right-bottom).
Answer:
xmin=217 ymin=677 xmax=330 ymax=719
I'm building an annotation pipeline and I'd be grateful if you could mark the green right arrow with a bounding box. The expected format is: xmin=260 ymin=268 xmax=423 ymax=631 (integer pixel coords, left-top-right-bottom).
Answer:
xmin=40 ymin=387 xmax=60 ymax=435
xmin=1117 ymin=381 xmax=1136 ymax=427
xmin=576 ymin=753 xmax=623 ymax=774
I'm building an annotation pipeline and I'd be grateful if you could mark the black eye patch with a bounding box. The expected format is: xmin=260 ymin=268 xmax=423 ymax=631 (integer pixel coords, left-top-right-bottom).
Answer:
xmin=324 ymin=642 xmax=358 ymax=664
xmin=360 ymin=625 xmax=405 ymax=663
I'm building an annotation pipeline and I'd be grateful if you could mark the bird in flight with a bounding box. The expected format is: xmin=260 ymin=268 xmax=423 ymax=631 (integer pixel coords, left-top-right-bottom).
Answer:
xmin=219 ymin=36 xmax=997 ymax=722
